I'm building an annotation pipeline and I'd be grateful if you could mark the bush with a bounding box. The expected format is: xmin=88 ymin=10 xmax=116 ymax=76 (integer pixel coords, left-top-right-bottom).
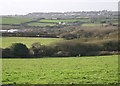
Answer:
xmin=2 ymin=38 xmax=119 ymax=58
xmin=10 ymin=43 xmax=29 ymax=57
xmin=31 ymin=42 xmax=54 ymax=57
xmin=0 ymin=48 xmax=2 ymax=58
xmin=103 ymin=40 xmax=119 ymax=51
xmin=53 ymin=51 xmax=70 ymax=57
xmin=60 ymin=33 xmax=77 ymax=40
xmin=30 ymin=42 xmax=42 ymax=57
xmin=54 ymin=41 xmax=102 ymax=56
xmin=2 ymin=48 xmax=12 ymax=58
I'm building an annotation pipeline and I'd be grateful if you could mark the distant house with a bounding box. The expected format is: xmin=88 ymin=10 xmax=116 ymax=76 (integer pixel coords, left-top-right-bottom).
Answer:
xmin=8 ymin=29 xmax=18 ymax=33
xmin=58 ymin=22 xmax=66 ymax=25
xmin=0 ymin=29 xmax=19 ymax=33
xmin=52 ymin=18 xmax=61 ymax=20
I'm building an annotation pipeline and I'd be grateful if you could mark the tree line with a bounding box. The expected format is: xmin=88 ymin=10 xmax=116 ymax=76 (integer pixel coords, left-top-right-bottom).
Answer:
xmin=1 ymin=39 xmax=119 ymax=58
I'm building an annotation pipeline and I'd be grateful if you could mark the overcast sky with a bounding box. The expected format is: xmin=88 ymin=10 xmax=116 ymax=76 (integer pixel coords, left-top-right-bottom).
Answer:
xmin=0 ymin=0 xmax=119 ymax=15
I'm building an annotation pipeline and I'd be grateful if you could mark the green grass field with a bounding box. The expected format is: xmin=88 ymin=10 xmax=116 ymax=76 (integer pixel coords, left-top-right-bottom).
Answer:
xmin=81 ymin=23 xmax=102 ymax=27
xmin=40 ymin=19 xmax=90 ymax=23
xmin=28 ymin=19 xmax=91 ymax=26
xmin=28 ymin=22 xmax=57 ymax=26
xmin=0 ymin=17 xmax=33 ymax=24
xmin=2 ymin=55 xmax=118 ymax=84
xmin=2 ymin=37 xmax=63 ymax=48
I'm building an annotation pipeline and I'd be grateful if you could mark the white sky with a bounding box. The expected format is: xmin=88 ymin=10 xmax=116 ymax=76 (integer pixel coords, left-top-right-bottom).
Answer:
xmin=0 ymin=0 xmax=119 ymax=15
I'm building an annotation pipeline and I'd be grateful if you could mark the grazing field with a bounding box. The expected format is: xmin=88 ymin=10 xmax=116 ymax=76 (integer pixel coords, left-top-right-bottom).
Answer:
xmin=0 ymin=17 xmax=33 ymax=24
xmin=2 ymin=37 xmax=63 ymax=48
xmin=28 ymin=22 xmax=57 ymax=26
xmin=40 ymin=19 xmax=90 ymax=23
xmin=81 ymin=23 xmax=102 ymax=27
xmin=2 ymin=55 xmax=118 ymax=84
xmin=28 ymin=19 xmax=91 ymax=26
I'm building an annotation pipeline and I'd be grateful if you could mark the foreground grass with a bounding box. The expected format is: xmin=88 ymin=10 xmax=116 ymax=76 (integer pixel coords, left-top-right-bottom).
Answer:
xmin=2 ymin=55 xmax=118 ymax=84
xmin=2 ymin=37 xmax=63 ymax=48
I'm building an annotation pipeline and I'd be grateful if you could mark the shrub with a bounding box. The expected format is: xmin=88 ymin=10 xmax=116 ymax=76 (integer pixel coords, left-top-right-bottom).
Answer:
xmin=2 ymin=48 xmax=12 ymax=58
xmin=10 ymin=43 xmax=29 ymax=57
xmin=53 ymin=51 xmax=70 ymax=57
xmin=30 ymin=42 xmax=42 ymax=57
xmin=54 ymin=41 xmax=102 ymax=56
xmin=60 ymin=33 xmax=77 ymax=40
xmin=103 ymin=40 xmax=119 ymax=51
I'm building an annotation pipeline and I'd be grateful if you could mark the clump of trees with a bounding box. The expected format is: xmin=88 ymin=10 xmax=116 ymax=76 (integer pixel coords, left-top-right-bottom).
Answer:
xmin=1 ymin=39 xmax=119 ymax=58
xmin=2 ymin=43 xmax=29 ymax=58
xmin=29 ymin=42 xmax=56 ymax=57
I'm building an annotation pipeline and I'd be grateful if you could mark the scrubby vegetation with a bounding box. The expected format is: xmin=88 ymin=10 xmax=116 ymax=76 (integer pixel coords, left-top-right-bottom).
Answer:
xmin=1 ymin=23 xmax=119 ymax=58
xmin=1 ymin=38 xmax=119 ymax=58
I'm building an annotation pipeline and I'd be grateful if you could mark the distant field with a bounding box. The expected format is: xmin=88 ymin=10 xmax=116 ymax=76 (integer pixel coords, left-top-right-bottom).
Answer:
xmin=2 ymin=55 xmax=118 ymax=84
xmin=27 ymin=19 xmax=91 ymax=26
xmin=0 ymin=17 xmax=33 ymax=24
xmin=0 ymin=17 xmax=117 ymax=27
xmin=2 ymin=37 xmax=63 ymax=48
xmin=40 ymin=19 xmax=90 ymax=23
xmin=81 ymin=23 xmax=102 ymax=27
xmin=28 ymin=22 xmax=57 ymax=26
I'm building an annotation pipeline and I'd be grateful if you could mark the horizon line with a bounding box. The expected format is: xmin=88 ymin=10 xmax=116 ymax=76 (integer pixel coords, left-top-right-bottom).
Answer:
xmin=0 ymin=10 xmax=118 ymax=16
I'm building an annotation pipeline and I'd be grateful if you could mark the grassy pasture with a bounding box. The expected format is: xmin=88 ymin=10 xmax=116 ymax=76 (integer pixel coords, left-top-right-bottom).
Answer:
xmin=81 ymin=23 xmax=102 ymax=27
xmin=2 ymin=55 xmax=118 ymax=84
xmin=28 ymin=22 xmax=57 ymax=26
xmin=0 ymin=17 xmax=33 ymax=24
xmin=40 ymin=19 xmax=90 ymax=23
xmin=2 ymin=37 xmax=63 ymax=48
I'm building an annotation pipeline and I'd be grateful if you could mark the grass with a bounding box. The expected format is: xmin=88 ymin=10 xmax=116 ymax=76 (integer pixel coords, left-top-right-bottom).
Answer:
xmin=28 ymin=19 xmax=91 ymax=26
xmin=0 ymin=17 xmax=33 ymax=24
xmin=28 ymin=22 xmax=57 ymax=26
xmin=40 ymin=19 xmax=90 ymax=23
xmin=2 ymin=37 xmax=63 ymax=48
xmin=2 ymin=55 xmax=118 ymax=84
xmin=81 ymin=23 xmax=101 ymax=27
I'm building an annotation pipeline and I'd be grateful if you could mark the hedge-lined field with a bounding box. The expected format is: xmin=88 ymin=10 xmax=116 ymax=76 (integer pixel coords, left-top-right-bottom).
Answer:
xmin=0 ymin=17 xmax=33 ymax=24
xmin=28 ymin=22 xmax=57 ymax=26
xmin=2 ymin=55 xmax=118 ymax=84
xmin=39 ymin=19 xmax=90 ymax=24
xmin=2 ymin=37 xmax=63 ymax=48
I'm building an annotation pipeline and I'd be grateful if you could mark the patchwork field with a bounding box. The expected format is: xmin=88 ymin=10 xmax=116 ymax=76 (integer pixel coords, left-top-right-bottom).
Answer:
xmin=28 ymin=22 xmax=57 ymax=26
xmin=0 ymin=17 xmax=33 ymax=24
xmin=2 ymin=37 xmax=63 ymax=48
xmin=40 ymin=19 xmax=90 ymax=23
xmin=2 ymin=55 xmax=118 ymax=84
xmin=81 ymin=23 xmax=102 ymax=27
xmin=28 ymin=19 xmax=91 ymax=26
xmin=1 ymin=17 xmax=117 ymax=27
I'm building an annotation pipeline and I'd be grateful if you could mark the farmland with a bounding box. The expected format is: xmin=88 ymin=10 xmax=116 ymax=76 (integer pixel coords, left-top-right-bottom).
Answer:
xmin=1 ymin=11 xmax=119 ymax=85
xmin=2 ymin=37 xmax=63 ymax=48
xmin=27 ymin=18 xmax=91 ymax=26
xmin=0 ymin=17 xmax=33 ymax=25
xmin=1 ymin=16 xmax=117 ymax=28
xmin=81 ymin=23 xmax=101 ymax=27
xmin=1 ymin=17 xmax=90 ymax=26
xmin=39 ymin=19 xmax=90 ymax=23
xmin=28 ymin=22 xmax=57 ymax=26
xmin=2 ymin=55 xmax=118 ymax=84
